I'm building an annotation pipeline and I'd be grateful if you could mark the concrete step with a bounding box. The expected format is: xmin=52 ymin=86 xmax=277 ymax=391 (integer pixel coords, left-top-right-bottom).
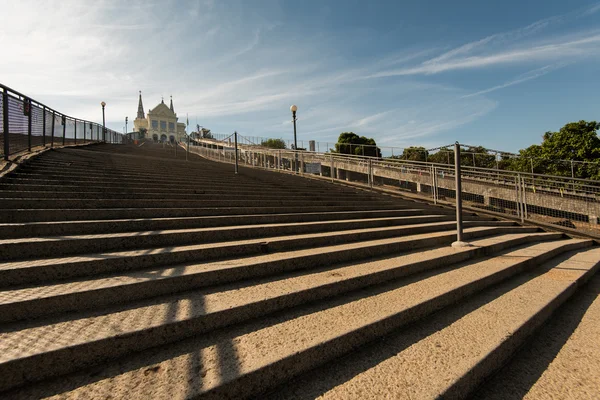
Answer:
xmin=472 ymin=273 xmax=600 ymax=400
xmin=2 ymin=174 xmax=341 ymax=194
xmin=0 ymin=197 xmax=401 ymax=210
xmin=0 ymin=173 xmax=337 ymax=190
xmin=0 ymin=206 xmax=414 ymax=223
xmin=0 ymin=182 xmax=339 ymax=195
xmin=0 ymin=218 xmax=517 ymax=264
xmin=0 ymin=190 xmax=389 ymax=201
xmin=0 ymin=224 xmax=527 ymax=295
xmin=264 ymin=246 xmax=600 ymax=400
xmin=0 ymin=216 xmax=499 ymax=260
xmin=0 ymin=232 xmax=561 ymax=392
xmin=17 ymin=163 xmax=302 ymax=178
xmin=2 ymin=238 xmax=591 ymax=398
xmin=0 ymin=209 xmax=440 ymax=238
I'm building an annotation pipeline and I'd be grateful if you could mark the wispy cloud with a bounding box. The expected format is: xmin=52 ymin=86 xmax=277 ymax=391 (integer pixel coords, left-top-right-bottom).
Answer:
xmin=461 ymin=63 xmax=570 ymax=98
xmin=369 ymin=32 xmax=600 ymax=78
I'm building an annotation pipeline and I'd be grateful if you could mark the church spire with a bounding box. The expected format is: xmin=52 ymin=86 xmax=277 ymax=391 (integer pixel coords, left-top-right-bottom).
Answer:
xmin=137 ymin=91 xmax=145 ymax=119
xmin=169 ymin=95 xmax=174 ymax=113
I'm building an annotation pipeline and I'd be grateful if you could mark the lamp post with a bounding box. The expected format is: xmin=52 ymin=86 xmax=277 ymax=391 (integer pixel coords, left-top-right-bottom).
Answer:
xmin=125 ymin=116 xmax=128 ymax=139
xmin=101 ymin=101 xmax=106 ymax=142
xmin=290 ymin=104 xmax=298 ymax=173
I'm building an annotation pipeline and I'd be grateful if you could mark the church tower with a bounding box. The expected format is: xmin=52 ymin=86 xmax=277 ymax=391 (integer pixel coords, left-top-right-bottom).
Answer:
xmin=137 ymin=91 xmax=145 ymax=119
xmin=133 ymin=90 xmax=149 ymax=137
xmin=169 ymin=96 xmax=175 ymax=113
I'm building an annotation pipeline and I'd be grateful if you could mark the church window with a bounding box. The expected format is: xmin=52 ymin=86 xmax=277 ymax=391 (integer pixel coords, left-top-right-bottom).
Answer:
xmin=151 ymin=120 xmax=158 ymax=129
xmin=169 ymin=122 xmax=175 ymax=132
xmin=160 ymin=121 xmax=167 ymax=131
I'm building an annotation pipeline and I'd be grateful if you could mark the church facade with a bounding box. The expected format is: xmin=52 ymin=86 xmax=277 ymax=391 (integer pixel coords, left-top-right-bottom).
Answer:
xmin=133 ymin=92 xmax=187 ymax=142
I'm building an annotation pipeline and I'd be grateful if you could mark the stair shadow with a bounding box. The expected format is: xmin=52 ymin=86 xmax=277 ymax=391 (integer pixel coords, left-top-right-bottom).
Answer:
xmin=4 ymin=253 xmax=477 ymax=399
xmin=469 ymin=273 xmax=600 ymax=400
xmin=260 ymin=252 xmax=577 ymax=400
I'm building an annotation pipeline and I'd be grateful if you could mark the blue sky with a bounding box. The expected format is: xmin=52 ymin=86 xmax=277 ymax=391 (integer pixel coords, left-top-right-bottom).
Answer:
xmin=2 ymin=0 xmax=600 ymax=152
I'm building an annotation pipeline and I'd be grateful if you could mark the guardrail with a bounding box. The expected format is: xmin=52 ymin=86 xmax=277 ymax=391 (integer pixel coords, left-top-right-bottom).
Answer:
xmin=1 ymin=83 xmax=125 ymax=160
xmin=185 ymin=136 xmax=600 ymax=237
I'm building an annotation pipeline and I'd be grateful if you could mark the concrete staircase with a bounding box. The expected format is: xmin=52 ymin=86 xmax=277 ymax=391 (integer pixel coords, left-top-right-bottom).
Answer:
xmin=0 ymin=143 xmax=598 ymax=399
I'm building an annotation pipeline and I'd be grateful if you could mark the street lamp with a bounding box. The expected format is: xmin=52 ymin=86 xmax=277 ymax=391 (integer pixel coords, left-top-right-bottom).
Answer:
xmin=290 ymin=104 xmax=298 ymax=173
xmin=100 ymin=101 xmax=106 ymax=142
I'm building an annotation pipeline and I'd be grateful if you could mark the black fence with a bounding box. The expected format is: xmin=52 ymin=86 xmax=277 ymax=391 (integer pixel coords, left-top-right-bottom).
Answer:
xmin=1 ymin=83 xmax=125 ymax=160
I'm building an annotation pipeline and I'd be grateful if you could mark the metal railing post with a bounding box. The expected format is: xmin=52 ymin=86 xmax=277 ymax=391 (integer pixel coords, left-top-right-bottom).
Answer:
xmin=27 ymin=99 xmax=32 ymax=152
xmin=62 ymin=116 xmax=66 ymax=146
xmin=2 ymin=90 xmax=9 ymax=160
xmin=186 ymin=135 xmax=189 ymax=161
xmin=234 ymin=131 xmax=239 ymax=174
xmin=453 ymin=142 xmax=467 ymax=246
xmin=368 ymin=159 xmax=373 ymax=189
xmin=516 ymin=174 xmax=524 ymax=223
xmin=431 ymin=165 xmax=437 ymax=204
xmin=331 ymin=153 xmax=335 ymax=183
xmin=74 ymin=118 xmax=77 ymax=145
xmin=51 ymin=112 xmax=55 ymax=148
xmin=42 ymin=107 xmax=46 ymax=146
xmin=521 ymin=175 xmax=528 ymax=220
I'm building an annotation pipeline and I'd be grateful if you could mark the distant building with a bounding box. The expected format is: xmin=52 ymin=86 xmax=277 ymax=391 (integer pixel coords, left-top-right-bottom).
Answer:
xmin=133 ymin=92 xmax=187 ymax=142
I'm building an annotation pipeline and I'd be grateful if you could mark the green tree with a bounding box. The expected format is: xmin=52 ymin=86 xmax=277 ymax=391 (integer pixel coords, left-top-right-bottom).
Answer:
xmin=334 ymin=132 xmax=381 ymax=157
xmin=389 ymin=146 xmax=428 ymax=161
xmin=261 ymin=138 xmax=287 ymax=149
xmin=428 ymin=149 xmax=454 ymax=165
xmin=505 ymin=144 xmax=546 ymax=174
xmin=462 ymin=146 xmax=497 ymax=169
xmin=506 ymin=121 xmax=600 ymax=179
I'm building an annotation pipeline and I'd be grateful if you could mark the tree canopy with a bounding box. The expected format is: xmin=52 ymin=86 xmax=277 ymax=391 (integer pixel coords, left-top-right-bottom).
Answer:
xmin=261 ymin=138 xmax=286 ymax=149
xmin=390 ymin=146 xmax=428 ymax=162
xmin=507 ymin=121 xmax=600 ymax=179
xmin=333 ymin=132 xmax=381 ymax=158
xmin=383 ymin=121 xmax=600 ymax=179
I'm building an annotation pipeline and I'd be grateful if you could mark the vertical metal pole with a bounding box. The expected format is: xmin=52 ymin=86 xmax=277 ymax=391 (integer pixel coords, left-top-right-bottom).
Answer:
xmin=368 ymin=159 xmax=373 ymax=188
xmin=292 ymin=111 xmax=298 ymax=173
xmin=51 ymin=112 xmax=55 ymax=148
xmin=27 ymin=100 xmax=32 ymax=152
xmin=516 ymin=174 xmax=524 ymax=223
xmin=331 ymin=153 xmax=335 ymax=183
xmin=74 ymin=118 xmax=77 ymax=145
xmin=454 ymin=142 xmax=464 ymax=244
xmin=83 ymin=121 xmax=86 ymax=142
xmin=521 ymin=175 xmax=528 ymax=220
xmin=102 ymin=107 xmax=106 ymax=142
xmin=62 ymin=116 xmax=66 ymax=146
xmin=431 ymin=165 xmax=437 ymax=204
xmin=186 ymin=135 xmax=189 ymax=161
xmin=234 ymin=131 xmax=239 ymax=174
xmin=42 ymin=107 xmax=46 ymax=146
xmin=571 ymin=160 xmax=575 ymax=191
xmin=2 ymin=90 xmax=9 ymax=160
